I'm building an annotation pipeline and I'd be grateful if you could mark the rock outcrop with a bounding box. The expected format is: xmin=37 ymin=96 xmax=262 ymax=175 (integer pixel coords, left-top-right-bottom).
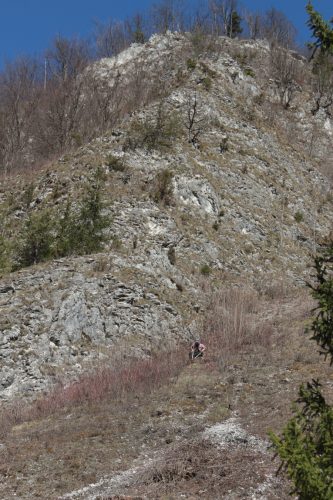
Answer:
xmin=0 ymin=33 xmax=332 ymax=401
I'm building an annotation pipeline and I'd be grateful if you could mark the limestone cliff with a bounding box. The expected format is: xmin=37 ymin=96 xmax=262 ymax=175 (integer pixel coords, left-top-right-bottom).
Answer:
xmin=0 ymin=33 xmax=332 ymax=401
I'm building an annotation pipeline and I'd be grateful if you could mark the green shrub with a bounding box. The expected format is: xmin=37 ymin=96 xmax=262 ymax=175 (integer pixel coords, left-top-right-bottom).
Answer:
xmin=176 ymin=67 xmax=186 ymax=84
xmin=0 ymin=235 xmax=12 ymax=272
xmin=153 ymin=169 xmax=174 ymax=205
xmin=15 ymin=210 xmax=55 ymax=268
xmin=234 ymin=51 xmax=247 ymax=67
xmin=253 ymin=92 xmax=266 ymax=106
xmin=106 ymin=155 xmax=126 ymax=172
xmin=199 ymin=62 xmax=217 ymax=78
xmin=56 ymin=169 xmax=110 ymax=256
xmin=244 ymin=68 xmax=255 ymax=78
xmin=55 ymin=201 xmax=75 ymax=257
xmin=294 ymin=211 xmax=304 ymax=223
xmin=14 ymin=169 xmax=110 ymax=269
xmin=71 ymin=132 xmax=83 ymax=147
xmin=187 ymin=58 xmax=197 ymax=71
xmin=21 ymin=183 xmax=35 ymax=209
xmin=189 ymin=29 xmax=213 ymax=56
xmin=110 ymin=236 xmax=121 ymax=250
xmin=51 ymin=180 xmax=65 ymax=200
xmin=212 ymin=221 xmax=219 ymax=231
xmin=220 ymin=137 xmax=229 ymax=153
xmin=202 ymin=77 xmax=212 ymax=91
xmin=200 ymin=264 xmax=212 ymax=276
xmin=125 ymin=105 xmax=181 ymax=152
xmin=129 ymin=119 xmax=157 ymax=151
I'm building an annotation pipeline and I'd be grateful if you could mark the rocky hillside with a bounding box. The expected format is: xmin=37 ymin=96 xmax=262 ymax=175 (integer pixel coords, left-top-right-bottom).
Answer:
xmin=0 ymin=32 xmax=332 ymax=402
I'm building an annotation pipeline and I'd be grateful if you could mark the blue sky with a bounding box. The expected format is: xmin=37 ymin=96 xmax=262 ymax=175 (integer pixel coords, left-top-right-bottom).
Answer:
xmin=0 ymin=0 xmax=332 ymax=64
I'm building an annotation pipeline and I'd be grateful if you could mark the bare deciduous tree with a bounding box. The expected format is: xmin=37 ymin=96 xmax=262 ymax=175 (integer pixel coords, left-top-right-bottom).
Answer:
xmin=35 ymin=37 xmax=91 ymax=155
xmin=94 ymin=20 xmax=128 ymax=59
xmin=188 ymin=8 xmax=208 ymax=34
xmin=125 ymin=13 xmax=147 ymax=44
xmin=151 ymin=0 xmax=185 ymax=34
xmin=243 ymin=10 xmax=263 ymax=40
xmin=263 ymin=8 xmax=296 ymax=49
xmin=270 ymin=48 xmax=302 ymax=108
xmin=46 ymin=36 xmax=90 ymax=82
xmin=0 ymin=57 xmax=41 ymax=173
xmin=184 ymin=93 xmax=205 ymax=146
xmin=208 ymin=0 xmax=241 ymax=38
xmin=84 ymin=69 xmax=124 ymax=136
xmin=311 ymin=55 xmax=333 ymax=117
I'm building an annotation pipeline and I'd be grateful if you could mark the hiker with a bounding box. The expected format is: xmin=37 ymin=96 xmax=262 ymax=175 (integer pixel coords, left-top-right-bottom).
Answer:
xmin=189 ymin=340 xmax=206 ymax=360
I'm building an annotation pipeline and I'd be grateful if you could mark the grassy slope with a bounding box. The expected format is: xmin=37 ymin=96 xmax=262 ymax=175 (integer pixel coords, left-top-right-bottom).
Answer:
xmin=0 ymin=290 xmax=332 ymax=499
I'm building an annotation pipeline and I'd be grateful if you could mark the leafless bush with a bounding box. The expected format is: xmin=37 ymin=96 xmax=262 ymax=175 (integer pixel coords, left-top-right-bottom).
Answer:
xmin=84 ymin=69 xmax=124 ymax=136
xmin=153 ymin=168 xmax=174 ymax=205
xmin=0 ymin=57 xmax=41 ymax=174
xmin=94 ymin=19 xmax=129 ymax=58
xmin=140 ymin=438 xmax=224 ymax=486
xmin=262 ymin=8 xmax=296 ymax=49
xmin=243 ymin=10 xmax=263 ymax=40
xmin=270 ymin=48 xmax=303 ymax=108
xmin=136 ymin=437 xmax=277 ymax=498
xmin=184 ymin=92 xmax=206 ymax=146
xmin=0 ymin=346 xmax=186 ymax=438
xmin=257 ymin=280 xmax=292 ymax=300
xmin=311 ymin=55 xmax=333 ymax=117
xmin=151 ymin=0 xmax=185 ymax=34
xmin=125 ymin=13 xmax=147 ymax=44
xmin=203 ymin=287 xmax=274 ymax=368
xmin=188 ymin=8 xmax=210 ymax=38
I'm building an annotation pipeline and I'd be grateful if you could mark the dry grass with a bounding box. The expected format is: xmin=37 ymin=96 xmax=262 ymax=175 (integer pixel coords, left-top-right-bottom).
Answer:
xmin=126 ymin=438 xmax=289 ymax=499
xmin=0 ymin=347 xmax=186 ymax=439
xmin=203 ymin=287 xmax=275 ymax=369
xmin=139 ymin=439 xmax=225 ymax=489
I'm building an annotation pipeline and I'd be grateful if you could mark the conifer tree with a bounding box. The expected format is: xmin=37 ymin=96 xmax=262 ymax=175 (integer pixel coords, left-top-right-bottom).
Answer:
xmin=306 ymin=3 xmax=333 ymax=117
xmin=57 ymin=167 xmax=109 ymax=256
xmin=306 ymin=2 xmax=333 ymax=58
xmin=270 ymin=243 xmax=333 ymax=499
xmin=227 ymin=10 xmax=242 ymax=38
xmin=16 ymin=211 xmax=54 ymax=267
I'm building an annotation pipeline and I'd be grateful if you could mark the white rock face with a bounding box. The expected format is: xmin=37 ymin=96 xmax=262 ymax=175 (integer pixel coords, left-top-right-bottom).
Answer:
xmin=324 ymin=118 xmax=333 ymax=135
xmin=173 ymin=175 xmax=219 ymax=215
xmin=0 ymin=260 xmax=190 ymax=401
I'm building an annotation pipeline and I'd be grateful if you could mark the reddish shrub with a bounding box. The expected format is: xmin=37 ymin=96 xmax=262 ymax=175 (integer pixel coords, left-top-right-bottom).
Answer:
xmin=0 ymin=346 xmax=186 ymax=436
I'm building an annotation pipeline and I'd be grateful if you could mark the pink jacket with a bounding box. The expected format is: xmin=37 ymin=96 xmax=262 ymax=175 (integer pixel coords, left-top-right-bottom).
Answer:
xmin=191 ymin=342 xmax=206 ymax=352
